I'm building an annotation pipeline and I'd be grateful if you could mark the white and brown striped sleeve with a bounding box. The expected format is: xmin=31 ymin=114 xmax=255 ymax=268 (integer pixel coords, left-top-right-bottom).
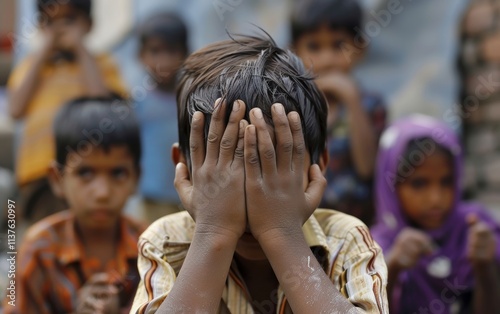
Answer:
xmin=130 ymin=214 xmax=191 ymax=314
xmin=338 ymin=224 xmax=389 ymax=314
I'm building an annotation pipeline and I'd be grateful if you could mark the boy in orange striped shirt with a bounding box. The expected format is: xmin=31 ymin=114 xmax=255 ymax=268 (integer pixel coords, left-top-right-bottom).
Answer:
xmin=3 ymin=98 xmax=143 ymax=314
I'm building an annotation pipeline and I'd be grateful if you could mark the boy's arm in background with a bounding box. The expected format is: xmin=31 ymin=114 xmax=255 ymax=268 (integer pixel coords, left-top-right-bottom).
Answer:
xmin=466 ymin=214 xmax=500 ymax=313
xmin=7 ymin=32 xmax=55 ymax=119
xmin=316 ymin=73 xmax=379 ymax=179
xmin=61 ymin=21 xmax=113 ymax=97
xmin=149 ymin=99 xmax=247 ymax=313
xmin=2 ymin=239 xmax=53 ymax=314
xmin=244 ymin=104 xmax=388 ymax=313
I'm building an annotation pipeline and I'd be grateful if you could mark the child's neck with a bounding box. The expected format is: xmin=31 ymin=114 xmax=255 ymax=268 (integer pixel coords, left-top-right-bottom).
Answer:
xmin=234 ymin=254 xmax=279 ymax=308
xmin=154 ymin=79 xmax=176 ymax=93
xmin=76 ymin=220 xmax=119 ymax=246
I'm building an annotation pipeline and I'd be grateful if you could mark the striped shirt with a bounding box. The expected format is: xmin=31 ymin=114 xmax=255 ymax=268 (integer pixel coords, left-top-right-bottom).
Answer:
xmin=2 ymin=210 xmax=144 ymax=314
xmin=131 ymin=209 xmax=389 ymax=313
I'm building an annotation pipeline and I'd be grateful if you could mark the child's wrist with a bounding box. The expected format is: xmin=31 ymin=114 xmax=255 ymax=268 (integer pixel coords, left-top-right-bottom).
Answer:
xmin=194 ymin=222 xmax=241 ymax=244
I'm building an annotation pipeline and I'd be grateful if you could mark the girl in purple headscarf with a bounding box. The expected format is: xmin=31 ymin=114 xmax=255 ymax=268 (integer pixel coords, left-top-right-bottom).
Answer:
xmin=371 ymin=115 xmax=500 ymax=314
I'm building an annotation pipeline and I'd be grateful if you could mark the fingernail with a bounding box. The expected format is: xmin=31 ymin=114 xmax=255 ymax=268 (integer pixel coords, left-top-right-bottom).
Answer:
xmin=214 ymin=98 xmax=222 ymax=110
xmin=290 ymin=111 xmax=299 ymax=122
xmin=253 ymin=108 xmax=263 ymax=119
xmin=192 ymin=111 xmax=201 ymax=121
xmin=274 ymin=103 xmax=284 ymax=114
xmin=233 ymin=100 xmax=240 ymax=112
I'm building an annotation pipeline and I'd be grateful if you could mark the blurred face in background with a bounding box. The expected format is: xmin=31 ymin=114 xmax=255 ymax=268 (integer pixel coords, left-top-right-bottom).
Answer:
xmin=140 ymin=36 xmax=186 ymax=89
xmin=39 ymin=4 xmax=91 ymax=51
xmin=396 ymin=151 xmax=454 ymax=230
xmin=51 ymin=146 xmax=139 ymax=231
xmin=294 ymin=24 xmax=359 ymax=75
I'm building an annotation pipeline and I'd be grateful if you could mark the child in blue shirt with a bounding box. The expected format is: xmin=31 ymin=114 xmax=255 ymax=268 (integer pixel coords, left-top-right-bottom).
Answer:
xmin=134 ymin=12 xmax=189 ymax=222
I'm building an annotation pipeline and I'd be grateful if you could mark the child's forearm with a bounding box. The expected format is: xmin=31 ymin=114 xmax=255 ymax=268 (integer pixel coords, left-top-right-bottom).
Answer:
xmin=345 ymin=97 xmax=377 ymax=179
xmin=156 ymin=225 xmax=238 ymax=314
xmin=386 ymin=259 xmax=402 ymax=312
xmin=473 ymin=262 xmax=500 ymax=314
xmin=75 ymin=45 xmax=111 ymax=97
xmin=8 ymin=53 xmax=47 ymax=119
xmin=259 ymin=228 xmax=358 ymax=313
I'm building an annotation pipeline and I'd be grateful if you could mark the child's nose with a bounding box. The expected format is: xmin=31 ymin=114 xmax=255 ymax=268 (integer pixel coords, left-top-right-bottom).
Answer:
xmin=93 ymin=176 xmax=111 ymax=200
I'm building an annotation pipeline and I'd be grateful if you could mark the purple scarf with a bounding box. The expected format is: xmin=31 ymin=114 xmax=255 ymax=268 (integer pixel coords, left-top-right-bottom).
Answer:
xmin=370 ymin=115 xmax=500 ymax=313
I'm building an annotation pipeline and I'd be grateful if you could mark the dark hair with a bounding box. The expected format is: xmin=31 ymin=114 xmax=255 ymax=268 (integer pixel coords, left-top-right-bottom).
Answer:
xmin=397 ymin=137 xmax=454 ymax=184
xmin=291 ymin=0 xmax=362 ymax=42
xmin=54 ymin=97 xmax=141 ymax=169
xmin=138 ymin=12 xmax=189 ymax=55
xmin=37 ymin=0 xmax=92 ymax=19
xmin=177 ymin=34 xmax=327 ymax=167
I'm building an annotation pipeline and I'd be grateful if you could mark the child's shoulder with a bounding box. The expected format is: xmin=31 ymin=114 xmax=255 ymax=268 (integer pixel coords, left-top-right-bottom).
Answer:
xmin=121 ymin=214 xmax=148 ymax=239
xmin=140 ymin=211 xmax=194 ymax=245
xmin=312 ymin=208 xmax=371 ymax=240
xmin=22 ymin=210 xmax=74 ymax=249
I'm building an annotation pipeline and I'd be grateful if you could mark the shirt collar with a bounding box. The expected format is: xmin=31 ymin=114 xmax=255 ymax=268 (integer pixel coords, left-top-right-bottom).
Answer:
xmin=57 ymin=214 xmax=139 ymax=265
xmin=302 ymin=214 xmax=331 ymax=272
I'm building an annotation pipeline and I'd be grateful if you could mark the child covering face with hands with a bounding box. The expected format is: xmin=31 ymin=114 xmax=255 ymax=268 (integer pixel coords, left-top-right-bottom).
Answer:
xmin=131 ymin=35 xmax=389 ymax=314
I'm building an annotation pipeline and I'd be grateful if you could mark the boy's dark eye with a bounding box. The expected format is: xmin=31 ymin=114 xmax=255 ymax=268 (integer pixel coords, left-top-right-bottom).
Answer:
xmin=306 ymin=41 xmax=320 ymax=52
xmin=76 ymin=167 xmax=94 ymax=180
xmin=409 ymin=178 xmax=427 ymax=189
xmin=333 ymin=40 xmax=345 ymax=50
xmin=111 ymin=167 xmax=129 ymax=180
xmin=441 ymin=176 xmax=453 ymax=187
xmin=149 ymin=46 xmax=160 ymax=55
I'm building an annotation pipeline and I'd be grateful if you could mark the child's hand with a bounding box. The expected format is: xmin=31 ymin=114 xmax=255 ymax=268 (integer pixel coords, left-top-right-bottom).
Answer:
xmin=388 ymin=227 xmax=434 ymax=270
xmin=75 ymin=273 xmax=120 ymax=314
xmin=315 ymin=72 xmax=360 ymax=106
xmin=39 ymin=28 xmax=57 ymax=60
xmin=175 ymin=99 xmax=248 ymax=240
xmin=466 ymin=213 xmax=497 ymax=267
xmin=244 ymin=104 xmax=326 ymax=241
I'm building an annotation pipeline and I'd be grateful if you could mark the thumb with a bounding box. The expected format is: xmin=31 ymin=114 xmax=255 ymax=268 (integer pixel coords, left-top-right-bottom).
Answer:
xmin=305 ymin=164 xmax=327 ymax=209
xmin=174 ymin=163 xmax=191 ymax=191
xmin=466 ymin=213 xmax=479 ymax=228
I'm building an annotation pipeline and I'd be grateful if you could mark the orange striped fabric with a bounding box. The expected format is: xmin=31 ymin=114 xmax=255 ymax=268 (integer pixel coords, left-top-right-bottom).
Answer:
xmin=1 ymin=211 xmax=144 ymax=314
xmin=131 ymin=210 xmax=389 ymax=313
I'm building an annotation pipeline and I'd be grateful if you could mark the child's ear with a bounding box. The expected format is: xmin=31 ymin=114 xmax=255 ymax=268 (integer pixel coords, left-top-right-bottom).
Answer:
xmin=47 ymin=161 xmax=65 ymax=198
xmin=171 ymin=143 xmax=187 ymax=167
xmin=318 ymin=149 xmax=329 ymax=175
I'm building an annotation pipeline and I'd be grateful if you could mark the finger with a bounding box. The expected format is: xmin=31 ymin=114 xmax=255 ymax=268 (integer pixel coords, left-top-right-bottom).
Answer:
xmin=288 ymin=112 xmax=306 ymax=174
xmin=244 ymin=125 xmax=261 ymax=180
xmin=272 ymin=103 xmax=293 ymax=173
xmin=304 ymin=165 xmax=327 ymax=212
xmin=466 ymin=213 xmax=479 ymax=227
xmin=85 ymin=273 xmax=112 ymax=286
xmin=174 ymin=163 xmax=192 ymax=204
xmin=189 ymin=111 xmax=206 ymax=170
xmin=91 ymin=284 xmax=119 ymax=299
xmin=414 ymin=233 xmax=434 ymax=255
xmin=232 ymin=119 xmax=248 ymax=168
xmin=250 ymin=108 xmax=277 ymax=176
xmin=219 ymin=100 xmax=246 ymax=164
xmin=206 ymin=98 xmax=226 ymax=165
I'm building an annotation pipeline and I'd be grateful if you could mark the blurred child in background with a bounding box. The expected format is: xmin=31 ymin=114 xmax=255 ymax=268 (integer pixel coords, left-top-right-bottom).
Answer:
xmin=134 ymin=12 xmax=188 ymax=222
xmin=371 ymin=115 xmax=500 ymax=313
xmin=7 ymin=0 xmax=126 ymax=223
xmin=3 ymin=98 xmax=144 ymax=314
xmin=291 ymin=0 xmax=386 ymax=225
